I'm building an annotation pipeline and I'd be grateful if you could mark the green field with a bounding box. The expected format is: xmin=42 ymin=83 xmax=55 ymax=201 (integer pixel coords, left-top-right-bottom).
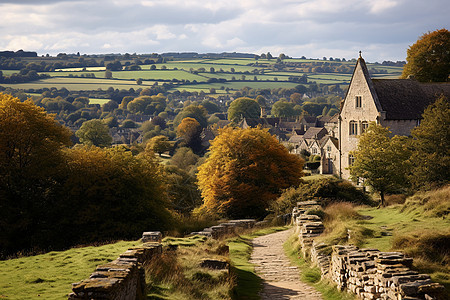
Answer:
xmin=89 ymin=98 xmax=111 ymax=105
xmin=54 ymin=67 xmax=106 ymax=72
xmin=0 ymin=77 xmax=156 ymax=91
xmin=1 ymin=57 xmax=403 ymax=92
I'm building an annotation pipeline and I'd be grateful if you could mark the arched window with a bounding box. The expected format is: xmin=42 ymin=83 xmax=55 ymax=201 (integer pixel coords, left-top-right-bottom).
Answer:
xmin=361 ymin=121 xmax=369 ymax=133
xmin=349 ymin=121 xmax=358 ymax=135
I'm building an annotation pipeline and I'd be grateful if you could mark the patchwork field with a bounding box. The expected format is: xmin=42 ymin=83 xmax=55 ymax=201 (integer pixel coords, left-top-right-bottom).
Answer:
xmin=1 ymin=57 xmax=403 ymax=93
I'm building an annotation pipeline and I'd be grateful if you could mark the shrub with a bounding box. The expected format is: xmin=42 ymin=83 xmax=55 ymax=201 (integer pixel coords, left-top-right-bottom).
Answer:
xmin=385 ymin=194 xmax=407 ymax=206
xmin=271 ymin=178 xmax=373 ymax=215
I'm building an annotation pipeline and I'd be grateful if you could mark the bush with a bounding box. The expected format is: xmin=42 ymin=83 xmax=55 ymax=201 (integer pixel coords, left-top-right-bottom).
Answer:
xmin=271 ymin=178 xmax=373 ymax=215
xmin=385 ymin=194 xmax=407 ymax=206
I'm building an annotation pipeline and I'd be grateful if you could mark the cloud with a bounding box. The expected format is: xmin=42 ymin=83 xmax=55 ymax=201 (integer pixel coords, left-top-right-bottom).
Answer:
xmin=0 ymin=0 xmax=448 ymax=61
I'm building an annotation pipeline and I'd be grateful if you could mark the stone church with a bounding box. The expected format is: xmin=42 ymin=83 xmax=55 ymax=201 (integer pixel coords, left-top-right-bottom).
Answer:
xmin=339 ymin=54 xmax=450 ymax=180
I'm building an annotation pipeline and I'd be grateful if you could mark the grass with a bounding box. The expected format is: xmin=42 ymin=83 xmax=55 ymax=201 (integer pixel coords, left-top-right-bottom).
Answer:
xmin=0 ymin=77 xmax=156 ymax=91
xmin=311 ymin=186 xmax=450 ymax=294
xmin=227 ymin=226 xmax=288 ymax=299
xmin=283 ymin=232 xmax=356 ymax=300
xmin=0 ymin=240 xmax=140 ymax=300
xmin=89 ymin=98 xmax=111 ymax=105
xmin=146 ymin=235 xmax=234 ymax=299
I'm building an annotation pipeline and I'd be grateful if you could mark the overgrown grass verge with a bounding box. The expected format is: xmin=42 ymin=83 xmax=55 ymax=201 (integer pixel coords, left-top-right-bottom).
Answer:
xmin=227 ymin=226 xmax=288 ymax=299
xmin=0 ymin=240 xmax=140 ymax=300
xmin=283 ymin=232 xmax=357 ymax=300
xmin=145 ymin=235 xmax=234 ymax=299
xmin=312 ymin=186 xmax=449 ymax=294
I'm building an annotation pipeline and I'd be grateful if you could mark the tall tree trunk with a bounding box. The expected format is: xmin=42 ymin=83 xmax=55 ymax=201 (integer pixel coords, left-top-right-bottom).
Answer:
xmin=379 ymin=190 xmax=385 ymax=207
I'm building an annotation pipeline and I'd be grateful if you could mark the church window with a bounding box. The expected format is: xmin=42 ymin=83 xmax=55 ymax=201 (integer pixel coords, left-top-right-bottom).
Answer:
xmin=356 ymin=96 xmax=362 ymax=108
xmin=348 ymin=154 xmax=355 ymax=166
xmin=349 ymin=121 xmax=358 ymax=135
xmin=361 ymin=121 xmax=369 ymax=133
xmin=327 ymin=146 xmax=331 ymax=152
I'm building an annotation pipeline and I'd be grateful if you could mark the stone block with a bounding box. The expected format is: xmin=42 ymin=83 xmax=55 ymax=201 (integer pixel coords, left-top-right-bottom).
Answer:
xmin=200 ymin=259 xmax=229 ymax=270
xmin=142 ymin=231 xmax=162 ymax=243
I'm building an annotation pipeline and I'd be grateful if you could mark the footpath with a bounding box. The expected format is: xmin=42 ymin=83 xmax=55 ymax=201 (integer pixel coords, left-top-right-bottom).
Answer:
xmin=249 ymin=228 xmax=323 ymax=300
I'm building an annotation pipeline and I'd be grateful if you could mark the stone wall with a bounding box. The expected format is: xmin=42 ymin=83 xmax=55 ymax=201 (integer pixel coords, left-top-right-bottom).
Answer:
xmin=189 ymin=219 xmax=257 ymax=239
xmin=68 ymin=242 xmax=162 ymax=300
xmin=68 ymin=220 xmax=260 ymax=300
xmin=293 ymin=202 xmax=446 ymax=300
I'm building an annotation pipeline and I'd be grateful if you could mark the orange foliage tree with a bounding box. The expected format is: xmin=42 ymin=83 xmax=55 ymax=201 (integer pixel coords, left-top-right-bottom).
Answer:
xmin=402 ymin=28 xmax=450 ymax=82
xmin=197 ymin=127 xmax=304 ymax=218
xmin=177 ymin=117 xmax=203 ymax=153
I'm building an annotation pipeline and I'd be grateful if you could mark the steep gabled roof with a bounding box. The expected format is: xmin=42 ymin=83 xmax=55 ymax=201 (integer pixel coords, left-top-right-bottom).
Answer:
xmin=320 ymin=135 xmax=339 ymax=148
xmin=372 ymin=79 xmax=450 ymax=120
xmin=303 ymin=127 xmax=328 ymax=140
xmin=288 ymin=134 xmax=304 ymax=143
xmin=342 ymin=57 xmax=383 ymax=113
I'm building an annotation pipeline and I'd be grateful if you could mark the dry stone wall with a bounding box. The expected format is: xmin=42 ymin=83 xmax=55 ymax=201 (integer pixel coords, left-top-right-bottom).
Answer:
xmin=68 ymin=242 xmax=162 ymax=300
xmin=69 ymin=220 xmax=259 ymax=300
xmin=293 ymin=202 xmax=446 ymax=300
xmin=189 ymin=219 xmax=257 ymax=239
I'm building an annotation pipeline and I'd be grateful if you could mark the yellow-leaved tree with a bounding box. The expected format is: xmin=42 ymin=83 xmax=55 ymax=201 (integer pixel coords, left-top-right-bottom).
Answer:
xmin=197 ymin=127 xmax=304 ymax=218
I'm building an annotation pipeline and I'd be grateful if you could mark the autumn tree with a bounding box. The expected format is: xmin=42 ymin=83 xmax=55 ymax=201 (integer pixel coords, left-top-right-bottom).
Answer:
xmin=227 ymin=97 xmax=261 ymax=122
xmin=402 ymin=28 xmax=450 ymax=82
xmin=147 ymin=135 xmax=171 ymax=156
xmin=197 ymin=127 xmax=304 ymax=218
xmin=75 ymin=119 xmax=112 ymax=147
xmin=349 ymin=123 xmax=411 ymax=206
xmin=177 ymin=117 xmax=203 ymax=154
xmin=0 ymin=93 xmax=71 ymax=255
xmin=410 ymin=95 xmax=450 ymax=189
xmin=0 ymin=93 xmax=71 ymax=198
xmin=59 ymin=146 xmax=173 ymax=243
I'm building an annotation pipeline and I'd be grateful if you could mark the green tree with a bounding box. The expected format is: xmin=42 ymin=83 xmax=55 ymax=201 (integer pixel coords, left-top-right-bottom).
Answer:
xmin=201 ymin=100 xmax=220 ymax=114
xmin=105 ymin=69 xmax=112 ymax=79
xmin=402 ymin=28 xmax=450 ymax=82
xmin=169 ymin=147 xmax=199 ymax=173
xmin=271 ymin=100 xmax=297 ymax=118
xmin=410 ymin=95 xmax=450 ymax=189
xmin=147 ymin=135 xmax=171 ymax=156
xmin=197 ymin=127 xmax=304 ymax=218
xmin=165 ymin=165 xmax=202 ymax=214
xmin=349 ymin=123 xmax=411 ymax=206
xmin=173 ymin=104 xmax=208 ymax=128
xmin=227 ymin=97 xmax=261 ymax=122
xmin=76 ymin=119 xmax=112 ymax=147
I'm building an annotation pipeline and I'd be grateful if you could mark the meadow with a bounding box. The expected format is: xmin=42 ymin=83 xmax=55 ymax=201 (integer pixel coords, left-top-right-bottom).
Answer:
xmin=1 ymin=57 xmax=403 ymax=93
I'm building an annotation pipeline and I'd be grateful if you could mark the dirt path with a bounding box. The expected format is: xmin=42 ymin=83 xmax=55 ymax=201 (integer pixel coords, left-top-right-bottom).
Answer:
xmin=249 ymin=228 xmax=323 ymax=300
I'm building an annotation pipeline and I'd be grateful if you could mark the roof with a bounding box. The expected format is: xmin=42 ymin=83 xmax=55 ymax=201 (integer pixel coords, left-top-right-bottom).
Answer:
xmin=303 ymin=127 xmax=328 ymax=140
xmin=372 ymin=79 xmax=450 ymax=120
xmin=301 ymin=116 xmax=318 ymax=125
xmin=320 ymin=135 xmax=339 ymax=148
xmin=288 ymin=134 xmax=304 ymax=143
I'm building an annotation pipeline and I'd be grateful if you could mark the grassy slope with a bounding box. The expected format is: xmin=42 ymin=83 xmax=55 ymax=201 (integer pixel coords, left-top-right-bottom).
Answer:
xmin=356 ymin=201 xmax=450 ymax=291
xmin=0 ymin=240 xmax=139 ymax=300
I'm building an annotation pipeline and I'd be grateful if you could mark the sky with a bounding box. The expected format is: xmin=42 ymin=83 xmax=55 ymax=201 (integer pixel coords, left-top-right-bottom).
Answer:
xmin=0 ymin=0 xmax=448 ymax=62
